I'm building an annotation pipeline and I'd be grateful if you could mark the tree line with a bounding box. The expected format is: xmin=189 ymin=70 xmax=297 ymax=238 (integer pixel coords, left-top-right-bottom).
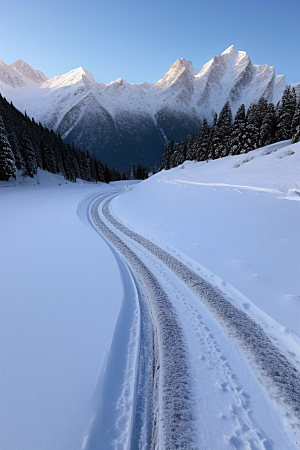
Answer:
xmin=160 ymin=85 xmax=300 ymax=170
xmin=0 ymin=93 xmax=119 ymax=183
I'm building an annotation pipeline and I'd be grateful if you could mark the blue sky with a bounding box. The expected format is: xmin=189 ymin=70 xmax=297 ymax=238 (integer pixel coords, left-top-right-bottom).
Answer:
xmin=1 ymin=0 xmax=299 ymax=85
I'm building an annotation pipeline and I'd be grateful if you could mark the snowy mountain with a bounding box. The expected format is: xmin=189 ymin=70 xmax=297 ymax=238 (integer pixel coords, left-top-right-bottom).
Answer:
xmin=0 ymin=59 xmax=47 ymax=89
xmin=0 ymin=46 xmax=285 ymax=169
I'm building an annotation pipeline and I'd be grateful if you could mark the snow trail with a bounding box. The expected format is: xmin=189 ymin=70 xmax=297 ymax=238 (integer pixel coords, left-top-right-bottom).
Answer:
xmin=89 ymin=197 xmax=198 ymax=449
xmin=78 ymin=191 xmax=299 ymax=449
xmin=102 ymin=197 xmax=300 ymax=422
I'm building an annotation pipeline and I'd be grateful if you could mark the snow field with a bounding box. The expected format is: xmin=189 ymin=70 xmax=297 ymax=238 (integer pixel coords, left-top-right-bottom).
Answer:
xmin=0 ymin=177 xmax=124 ymax=450
xmin=1 ymin=139 xmax=299 ymax=449
xmin=111 ymin=142 xmax=300 ymax=338
xmin=103 ymin=194 xmax=299 ymax=449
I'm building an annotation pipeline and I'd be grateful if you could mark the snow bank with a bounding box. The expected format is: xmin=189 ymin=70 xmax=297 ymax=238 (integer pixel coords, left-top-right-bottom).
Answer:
xmin=165 ymin=140 xmax=299 ymax=193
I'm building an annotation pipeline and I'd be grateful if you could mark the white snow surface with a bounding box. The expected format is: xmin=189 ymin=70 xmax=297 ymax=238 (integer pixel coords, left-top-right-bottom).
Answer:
xmin=0 ymin=172 xmax=125 ymax=450
xmin=1 ymin=141 xmax=300 ymax=449
xmin=112 ymin=141 xmax=300 ymax=342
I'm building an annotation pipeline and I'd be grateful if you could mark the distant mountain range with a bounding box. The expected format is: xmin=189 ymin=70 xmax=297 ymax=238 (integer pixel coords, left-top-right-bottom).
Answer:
xmin=0 ymin=46 xmax=288 ymax=170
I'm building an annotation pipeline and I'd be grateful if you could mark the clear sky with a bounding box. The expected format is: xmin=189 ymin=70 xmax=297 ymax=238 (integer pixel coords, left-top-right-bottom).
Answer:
xmin=0 ymin=0 xmax=299 ymax=85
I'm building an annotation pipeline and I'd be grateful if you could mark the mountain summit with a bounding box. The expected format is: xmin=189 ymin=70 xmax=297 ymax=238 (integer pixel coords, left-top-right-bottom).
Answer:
xmin=0 ymin=47 xmax=285 ymax=170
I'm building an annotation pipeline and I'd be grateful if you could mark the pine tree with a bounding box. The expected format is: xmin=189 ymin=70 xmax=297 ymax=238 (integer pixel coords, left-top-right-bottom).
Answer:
xmin=161 ymin=139 xmax=174 ymax=169
xmin=291 ymin=100 xmax=300 ymax=142
xmin=0 ymin=116 xmax=17 ymax=181
xmin=94 ymin=159 xmax=105 ymax=182
xmin=185 ymin=133 xmax=197 ymax=160
xmin=63 ymin=144 xmax=76 ymax=182
xmin=9 ymin=130 xmax=24 ymax=170
xmin=275 ymin=85 xmax=297 ymax=141
xmin=207 ymin=112 xmax=218 ymax=159
xmin=291 ymin=126 xmax=300 ymax=143
xmin=21 ymin=134 xmax=38 ymax=177
xmin=196 ymin=119 xmax=211 ymax=161
xmin=229 ymin=104 xmax=246 ymax=155
xmin=260 ymin=103 xmax=277 ymax=147
xmin=104 ymin=164 xmax=111 ymax=183
xmin=211 ymin=102 xmax=232 ymax=158
xmin=245 ymin=102 xmax=260 ymax=151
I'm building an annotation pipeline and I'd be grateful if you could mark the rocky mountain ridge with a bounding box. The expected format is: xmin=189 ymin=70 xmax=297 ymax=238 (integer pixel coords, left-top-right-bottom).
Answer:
xmin=0 ymin=46 xmax=286 ymax=170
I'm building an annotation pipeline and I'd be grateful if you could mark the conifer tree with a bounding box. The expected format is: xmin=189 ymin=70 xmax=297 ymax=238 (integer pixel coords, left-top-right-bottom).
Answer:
xmin=229 ymin=104 xmax=246 ymax=155
xmin=21 ymin=134 xmax=37 ymax=177
xmin=196 ymin=119 xmax=211 ymax=160
xmin=9 ymin=130 xmax=24 ymax=170
xmin=211 ymin=102 xmax=232 ymax=158
xmin=291 ymin=100 xmax=300 ymax=142
xmin=275 ymin=85 xmax=297 ymax=141
xmin=0 ymin=116 xmax=17 ymax=181
xmin=161 ymin=139 xmax=174 ymax=169
xmin=207 ymin=112 xmax=218 ymax=159
xmin=260 ymin=103 xmax=277 ymax=147
xmin=94 ymin=159 xmax=105 ymax=182
xmin=186 ymin=133 xmax=197 ymax=160
xmin=245 ymin=102 xmax=260 ymax=151
xmin=103 ymin=164 xmax=111 ymax=183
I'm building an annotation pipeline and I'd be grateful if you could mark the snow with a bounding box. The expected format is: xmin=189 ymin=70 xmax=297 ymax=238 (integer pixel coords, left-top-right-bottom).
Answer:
xmin=111 ymin=141 xmax=300 ymax=346
xmin=0 ymin=172 xmax=124 ymax=450
xmin=1 ymin=141 xmax=300 ymax=449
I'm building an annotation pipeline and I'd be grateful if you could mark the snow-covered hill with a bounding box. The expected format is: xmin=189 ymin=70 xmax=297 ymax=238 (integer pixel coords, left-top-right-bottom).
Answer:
xmin=0 ymin=46 xmax=285 ymax=169
xmin=112 ymin=139 xmax=300 ymax=332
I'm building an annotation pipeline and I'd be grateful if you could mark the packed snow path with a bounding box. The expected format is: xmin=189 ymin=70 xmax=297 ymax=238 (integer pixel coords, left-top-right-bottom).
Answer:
xmin=85 ymin=191 xmax=299 ymax=449
xmin=102 ymin=197 xmax=300 ymax=418
xmin=87 ymin=194 xmax=197 ymax=450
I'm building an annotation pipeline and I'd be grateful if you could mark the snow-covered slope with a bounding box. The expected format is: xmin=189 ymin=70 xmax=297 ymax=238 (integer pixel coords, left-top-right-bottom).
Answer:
xmin=112 ymin=140 xmax=300 ymax=334
xmin=1 ymin=142 xmax=299 ymax=450
xmin=0 ymin=47 xmax=285 ymax=169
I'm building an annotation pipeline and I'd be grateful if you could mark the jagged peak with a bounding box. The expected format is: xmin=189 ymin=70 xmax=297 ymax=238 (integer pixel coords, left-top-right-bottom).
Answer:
xmin=41 ymin=66 xmax=95 ymax=90
xmin=10 ymin=58 xmax=29 ymax=67
xmin=9 ymin=59 xmax=47 ymax=83
xmin=156 ymin=58 xmax=194 ymax=88
xmin=108 ymin=77 xmax=129 ymax=86
xmin=221 ymin=45 xmax=237 ymax=55
xmin=165 ymin=58 xmax=194 ymax=75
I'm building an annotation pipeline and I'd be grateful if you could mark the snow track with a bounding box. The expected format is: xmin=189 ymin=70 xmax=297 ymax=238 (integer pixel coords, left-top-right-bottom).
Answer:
xmin=80 ymin=190 xmax=299 ymax=449
xmin=102 ymin=197 xmax=300 ymax=422
xmin=89 ymin=196 xmax=197 ymax=450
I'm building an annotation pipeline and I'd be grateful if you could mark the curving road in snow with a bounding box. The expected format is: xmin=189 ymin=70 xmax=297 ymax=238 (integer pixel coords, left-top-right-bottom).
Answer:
xmin=81 ymin=190 xmax=299 ymax=450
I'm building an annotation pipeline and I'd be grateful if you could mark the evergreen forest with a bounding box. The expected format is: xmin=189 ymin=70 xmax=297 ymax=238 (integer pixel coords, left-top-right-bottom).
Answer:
xmin=0 ymin=93 xmax=117 ymax=183
xmin=160 ymin=85 xmax=300 ymax=170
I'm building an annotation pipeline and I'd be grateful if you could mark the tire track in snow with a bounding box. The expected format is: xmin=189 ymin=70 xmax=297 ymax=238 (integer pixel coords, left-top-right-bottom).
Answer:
xmin=89 ymin=197 xmax=198 ymax=450
xmin=102 ymin=197 xmax=300 ymax=423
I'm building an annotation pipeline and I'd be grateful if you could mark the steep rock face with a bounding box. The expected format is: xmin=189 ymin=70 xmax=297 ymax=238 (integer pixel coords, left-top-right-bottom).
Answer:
xmin=0 ymin=47 xmax=285 ymax=170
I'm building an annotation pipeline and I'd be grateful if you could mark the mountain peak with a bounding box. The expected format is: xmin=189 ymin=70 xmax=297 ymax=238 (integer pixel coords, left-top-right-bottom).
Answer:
xmin=157 ymin=58 xmax=194 ymax=89
xmin=168 ymin=58 xmax=194 ymax=74
xmin=9 ymin=59 xmax=47 ymax=84
xmin=42 ymin=66 xmax=95 ymax=90
xmin=222 ymin=45 xmax=237 ymax=55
